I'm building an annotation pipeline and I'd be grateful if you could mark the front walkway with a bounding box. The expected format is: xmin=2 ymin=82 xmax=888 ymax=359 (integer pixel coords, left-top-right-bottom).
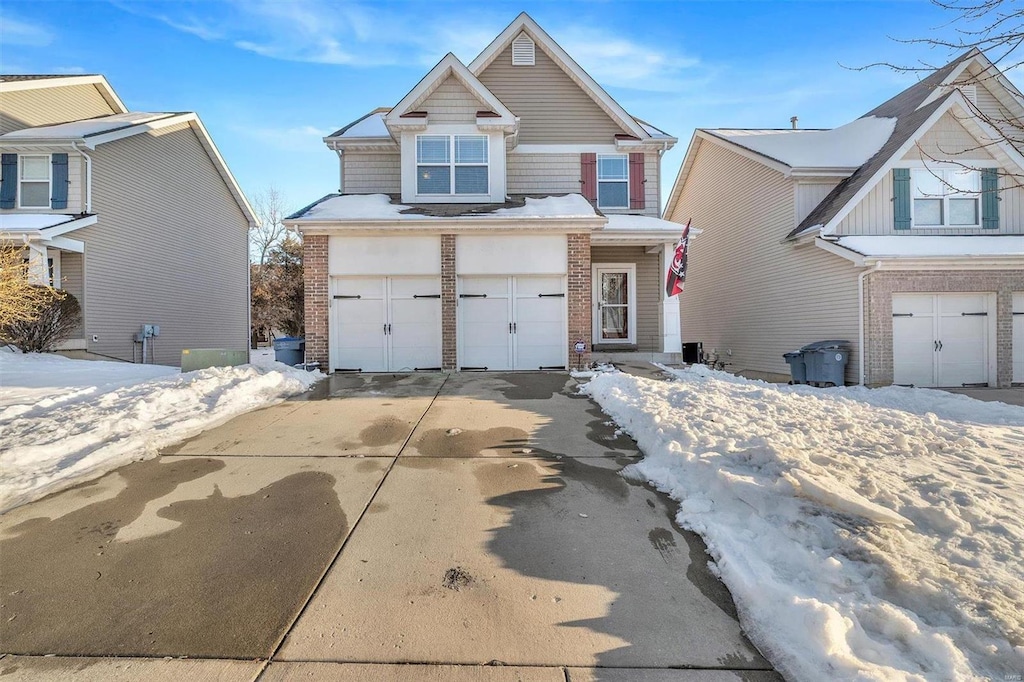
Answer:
xmin=0 ymin=372 xmax=780 ymax=681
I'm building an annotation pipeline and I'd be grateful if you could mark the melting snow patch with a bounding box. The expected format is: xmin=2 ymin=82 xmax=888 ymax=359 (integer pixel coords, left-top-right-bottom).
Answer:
xmin=581 ymin=366 xmax=1024 ymax=682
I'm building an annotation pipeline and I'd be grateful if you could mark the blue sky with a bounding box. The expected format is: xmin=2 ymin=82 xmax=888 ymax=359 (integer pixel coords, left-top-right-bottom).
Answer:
xmin=1 ymin=0 xmax=989 ymax=214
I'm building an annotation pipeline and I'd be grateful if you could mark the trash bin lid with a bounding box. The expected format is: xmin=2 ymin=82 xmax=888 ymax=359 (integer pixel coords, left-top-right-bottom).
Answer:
xmin=783 ymin=352 xmax=803 ymax=358
xmin=800 ymin=340 xmax=851 ymax=351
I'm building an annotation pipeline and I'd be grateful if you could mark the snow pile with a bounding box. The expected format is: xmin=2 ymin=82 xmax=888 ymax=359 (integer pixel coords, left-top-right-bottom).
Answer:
xmin=337 ymin=110 xmax=390 ymax=138
xmin=491 ymin=194 xmax=596 ymax=218
xmin=296 ymin=193 xmax=598 ymax=221
xmin=581 ymin=367 xmax=1024 ymax=682
xmin=713 ymin=116 xmax=897 ymax=168
xmin=0 ymin=353 xmax=322 ymax=513
xmin=835 ymin=235 xmax=1024 ymax=258
xmin=0 ymin=112 xmax=173 ymax=140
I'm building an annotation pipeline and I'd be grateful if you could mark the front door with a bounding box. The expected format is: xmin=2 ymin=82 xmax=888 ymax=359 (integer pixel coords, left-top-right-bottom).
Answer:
xmin=593 ymin=265 xmax=636 ymax=345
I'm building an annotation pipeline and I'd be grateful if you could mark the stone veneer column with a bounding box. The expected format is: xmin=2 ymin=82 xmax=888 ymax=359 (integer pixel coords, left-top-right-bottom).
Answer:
xmin=441 ymin=234 xmax=457 ymax=371
xmin=302 ymin=234 xmax=329 ymax=369
xmin=567 ymin=233 xmax=593 ymax=367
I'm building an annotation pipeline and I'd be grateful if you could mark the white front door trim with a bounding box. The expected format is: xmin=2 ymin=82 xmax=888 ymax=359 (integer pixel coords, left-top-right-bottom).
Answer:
xmin=592 ymin=263 xmax=637 ymax=345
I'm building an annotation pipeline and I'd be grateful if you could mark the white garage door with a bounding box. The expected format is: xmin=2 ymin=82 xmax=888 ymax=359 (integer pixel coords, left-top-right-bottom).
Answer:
xmin=1014 ymin=292 xmax=1023 ymax=384
xmin=892 ymin=293 xmax=991 ymax=387
xmin=331 ymin=277 xmax=441 ymax=372
xmin=459 ymin=276 xmax=566 ymax=371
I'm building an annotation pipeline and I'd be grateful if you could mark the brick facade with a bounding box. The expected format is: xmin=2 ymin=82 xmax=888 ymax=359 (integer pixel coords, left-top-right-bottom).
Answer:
xmin=567 ymin=233 xmax=593 ymax=367
xmin=302 ymin=234 xmax=329 ymax=369
xmin=864 ymin=269 xmax=1024 ymax=387
xmin=441 ymin=234 xmax=457 ymax=371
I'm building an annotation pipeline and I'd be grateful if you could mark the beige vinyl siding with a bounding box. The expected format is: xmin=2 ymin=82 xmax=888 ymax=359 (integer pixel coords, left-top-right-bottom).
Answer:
xmin=77 ymin=122 xmax=249 ymax=365
xmin=797 ymin=181 xmax=840 ymax=224
xmin=477 ymin=44 xmax=628 ymax=144
xmin=667 ymin=140 xmax=862 ymax=382
xmin=343 ymin=151 xmax=401 ymax=194
xmin=836 ymin=169 xmax=1022 ymax=235
xmin=0 ymin=84 xmax=116 ymax=134
xmin=413 ymin=76 xmax=485 ymax=124
xmin=592 ymin=245 xmax=661 ymax=352
xmin=902 ymin=112 xmax=994 ymax=161
xmin=60 ymin=251 xmax=85 ymax=338
xmin=0 ymin=147 xmax=85 ymax=214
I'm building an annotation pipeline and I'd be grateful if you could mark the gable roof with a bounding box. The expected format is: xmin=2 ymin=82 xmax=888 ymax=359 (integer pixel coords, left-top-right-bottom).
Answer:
xmin=468 ymin=12 xmax=651 ymax=141
xmin=0 ymin=74 xmax=127 ymax=114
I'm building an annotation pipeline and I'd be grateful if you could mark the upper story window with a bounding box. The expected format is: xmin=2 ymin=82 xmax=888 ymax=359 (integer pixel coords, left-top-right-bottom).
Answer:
xmin=912 ymin=168 xmax=980 ymax=227
xmin=416 ymin=134 xmax=488 ymax=196
xmin=19 ymin=155 xmax=50 ymax=208
xmin=597 ymin=154 xmax=628 ymax=209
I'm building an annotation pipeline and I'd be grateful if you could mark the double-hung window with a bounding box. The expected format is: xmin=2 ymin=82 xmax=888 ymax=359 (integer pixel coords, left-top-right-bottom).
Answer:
xmin=597 ymin=154 xmax=628 ymax=209
xmin=19 ymin=155 xmax=50 ymax=208
xmin=911 ymin=168 xmax=981 ymax=227
xmin=416 ymin=135 xmax=488 ymax=195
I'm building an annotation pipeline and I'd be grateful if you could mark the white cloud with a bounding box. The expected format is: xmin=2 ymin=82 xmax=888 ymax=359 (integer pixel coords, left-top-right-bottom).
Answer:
xmin=557 ymin=27 xmax=702 ymax=93
xmin=230 ymin=123 xmax=333 ymax=152
xmin=0 ymin=15 xmax=54 ymax=47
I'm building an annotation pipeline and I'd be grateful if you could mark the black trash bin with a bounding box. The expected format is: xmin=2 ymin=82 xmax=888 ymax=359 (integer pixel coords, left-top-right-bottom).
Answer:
xmin=273 ymin=336 xmax=305 ymax=367
xmin=801 ymin=340 xmax=850 ymax=387
xmin=783 ymin=351 xmax=807 ymax=384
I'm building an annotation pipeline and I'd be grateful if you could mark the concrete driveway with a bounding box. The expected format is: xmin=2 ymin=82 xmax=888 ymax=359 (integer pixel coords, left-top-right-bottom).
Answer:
xmin=0 ymin=372 xmax=780 ymax=682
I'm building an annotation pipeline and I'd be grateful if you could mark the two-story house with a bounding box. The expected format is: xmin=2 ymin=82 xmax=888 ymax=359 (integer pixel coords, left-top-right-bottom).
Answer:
xmin=286 ymin=13 xmax=681 ymax=373
xmin=665 ymin=50 xmax=1024 ymax=388
xmin=0 ymin=74 xmax=256 ymax=366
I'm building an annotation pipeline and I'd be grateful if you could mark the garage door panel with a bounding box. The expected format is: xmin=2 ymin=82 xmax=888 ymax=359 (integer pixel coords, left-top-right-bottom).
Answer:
xmin=893 ymin=316 xmax=935 ymax=386
xmin=461 ymin=277 xmax=509 ymax=298
xmin=515 ymin=296 xmax=564 ymax=369
xmin=514 ymin=276 xmax=563 ymax=297
xmin=334 ymin=299 xmax=386 ymax=372
xmin=332 ymin=278 xmax=384 ymax=299
xmin=892 ymin=294 xmax=934 ymax=316
xmin=938 ymin=293 xmax=986 ymax=316
xmin=892 ymin=293 xmax=992 ymax=388
xmin=460 ymin=295 xmax=511 ymax=370
xmin=390 ymin=296 xmax=442 ymax=371
xmin=390 ymin=277 xmax=440 ymax=299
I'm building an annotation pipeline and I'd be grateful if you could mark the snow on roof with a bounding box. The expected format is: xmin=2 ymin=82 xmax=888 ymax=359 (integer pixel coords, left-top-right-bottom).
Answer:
xmin=711 ymin=116 xmax=897 ymax=169
xmin=291 ymin=193 xmax=598 ymax=222
xmin=490 ymin=194 xmax=596 ymax=218
xmin=331 ymin=109 xmax=391 ymax=138
xmin=835 ymin=235 xmax=1024 ymax=258
xmin=0 ymin=214 xmax=77 ymax=230
xmin=635 ymin=119 xmax=674 ymax=140
xmin=603 ymin=214 xmax=686 ymax=233
xmin=0 ymin=112 xmax=176 ymax=140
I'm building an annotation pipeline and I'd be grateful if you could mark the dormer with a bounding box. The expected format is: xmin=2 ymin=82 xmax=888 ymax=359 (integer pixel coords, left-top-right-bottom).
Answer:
xmin=385 ymin=53 xmax=518 ymax=203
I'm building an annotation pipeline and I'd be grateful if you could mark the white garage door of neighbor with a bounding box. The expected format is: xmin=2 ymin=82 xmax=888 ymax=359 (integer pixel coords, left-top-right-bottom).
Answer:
xmin=892 ymin=293 xmax=991 ymax=387
xmin=1014 ymin=292 xmax=1023 ymax=384
xmin=331 ymin=276 xmax=441 ymax=372
xmin=458 ymin=276 xmax=566 ymax=371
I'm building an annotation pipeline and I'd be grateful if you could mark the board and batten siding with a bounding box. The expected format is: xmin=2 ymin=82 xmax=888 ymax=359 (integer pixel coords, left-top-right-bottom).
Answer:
xmin=60 ymin=251 xmax=85 ymax=339
xmin=77 ymin=122 xmax=250 ymax=365
xmin=343 ymin=151 xmax=401 ymax=194
xmin=0 ymin=146 xmax=85 ymax=215
xmin=667 ymin=139 xmax=862 ymax=382
xmin=592 ymin=245 xmax=661 ymax=352
xmin=477 ymin=44 xmax=627 ymax=144
xmin=507 ymin=151 xmax=660 ymax=216
xmin=836 ymin=169 xmax=1023 ymax=236
xmin=0 ymin=84 xmax=116 ymax=135
xmin=413 ymin=76 xmax=485 ymax=124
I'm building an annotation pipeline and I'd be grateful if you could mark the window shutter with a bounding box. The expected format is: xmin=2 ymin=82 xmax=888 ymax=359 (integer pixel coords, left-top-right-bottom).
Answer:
xmin=51 ymin=153 xmax=69 ymax=210
xmin=893 ymin=168 xmax=911 ymax=230
xmin=981 ymin=168 xmax=999 ymax=229
xmin=580 ymin=153 xmax=597 ymax=202
xmin=0 ymin=154 xmax=16 ymax=209
xmin=628 ymin=153 xmax=645 ymax=210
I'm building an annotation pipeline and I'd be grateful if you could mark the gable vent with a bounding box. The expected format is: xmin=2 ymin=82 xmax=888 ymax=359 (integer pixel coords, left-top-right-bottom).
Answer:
xmin=960 ymin=84 xmax=978 ymax=106
xmin=512 ymin=33 xmax=535 ymax=66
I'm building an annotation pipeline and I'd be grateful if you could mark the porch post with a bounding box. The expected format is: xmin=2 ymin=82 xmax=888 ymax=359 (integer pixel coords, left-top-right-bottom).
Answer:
xmin=661 ymin=242 xmax=682 ymax=354
xmin=26 ymin=243 xmax=49 ymax=286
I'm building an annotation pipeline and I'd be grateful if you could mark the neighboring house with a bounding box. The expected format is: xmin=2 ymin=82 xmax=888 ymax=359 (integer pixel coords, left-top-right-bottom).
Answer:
xmin=285 ymin=13 xmax=681 ymax=373
xmin=665 ymin=50 xmax=1024 ymax=388
xmin=0 ymin=74 xmax=256 ymax=366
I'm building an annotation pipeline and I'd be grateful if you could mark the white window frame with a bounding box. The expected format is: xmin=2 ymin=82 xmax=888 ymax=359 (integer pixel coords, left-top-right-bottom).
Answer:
xmin=18 ymin=154 xmax=51 ymax=209
xmin=415 ymin=134 xmax=489 ymax=197
xmin=597 ymin=154 xmax=629 ymax=209
xmin=910 ymin=166 xmax=982 ymax=229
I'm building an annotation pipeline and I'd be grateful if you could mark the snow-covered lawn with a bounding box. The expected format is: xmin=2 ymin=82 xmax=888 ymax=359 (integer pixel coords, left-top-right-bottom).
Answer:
xmin=0 ymin=351 xmax=321 ymax=513
xmin=581 ymin=366 xmax=1024 ymax=682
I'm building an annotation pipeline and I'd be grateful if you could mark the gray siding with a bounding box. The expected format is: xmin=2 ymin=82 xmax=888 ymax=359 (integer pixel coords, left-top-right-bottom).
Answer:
xmin=797 ymin=181 xmax=840 ymax=225
xmin=477 ymin=44 xmax=628 ymax=144
xmin=60 ymin=251 xmax=85 ymax=339
xmin=414 ymin=75 xmax=483 ymax=124
xmin=0 ymin=84 xmax=115 ymax=134
xmin=78 ymin=122 xmax=250 ymax=365
xmin=343 ymin=151 xmax=401 ymax=194
xmin=592 ymin=245 xmax=661 ymax=352
xmin=667 ymin=139 xmax=862 ymax=382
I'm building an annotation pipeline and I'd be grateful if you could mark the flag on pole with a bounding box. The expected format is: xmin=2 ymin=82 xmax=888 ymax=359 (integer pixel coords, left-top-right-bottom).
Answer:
xmin=665 ymin=219 xmax=690 ymax=297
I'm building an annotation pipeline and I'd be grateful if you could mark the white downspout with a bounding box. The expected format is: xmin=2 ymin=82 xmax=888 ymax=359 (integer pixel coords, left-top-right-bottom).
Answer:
xmin=858 ymin=261 xmax=882 ymax=386
xmin=70 ymin=141 xmax=92 ymax=213
xmin=335 ymin=148 xmax=345 ymax=193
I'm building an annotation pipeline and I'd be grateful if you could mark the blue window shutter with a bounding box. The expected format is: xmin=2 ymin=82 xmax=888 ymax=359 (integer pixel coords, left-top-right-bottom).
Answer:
xmin=51 ymin=153 xmax=69 ymax=210
xmin=893 ymin=168 xmax=911 ymax=230
xmin=981 ymin=168 xmax=999 ymax=229
xmin=0 ymin=154 xmax=16 ymax=209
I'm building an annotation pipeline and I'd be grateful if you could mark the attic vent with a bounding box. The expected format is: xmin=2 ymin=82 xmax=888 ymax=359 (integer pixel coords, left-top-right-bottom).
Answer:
xmin=512 ymin=33 xmax=535 ymax=66
xmin=960 ymin=84 xmax=978 ymax=105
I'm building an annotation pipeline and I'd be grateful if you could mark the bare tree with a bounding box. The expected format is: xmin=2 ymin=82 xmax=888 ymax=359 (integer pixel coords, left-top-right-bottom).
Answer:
xmin=249 ymin=188 xmax=303 ymax=346
xmin=250 ymin=187 xmax=289 ymax=267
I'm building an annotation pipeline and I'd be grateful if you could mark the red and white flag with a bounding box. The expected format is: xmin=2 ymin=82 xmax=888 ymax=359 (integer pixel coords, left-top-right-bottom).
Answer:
xmin=665 ymin=219 xmax=690 ymax=298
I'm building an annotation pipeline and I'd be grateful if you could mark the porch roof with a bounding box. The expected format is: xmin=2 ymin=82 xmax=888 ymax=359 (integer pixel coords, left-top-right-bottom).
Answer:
xmin=592 ymin=214 xmax=696 ymax=244
xmin=0 ymin=213 xmax=96 ymax=248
